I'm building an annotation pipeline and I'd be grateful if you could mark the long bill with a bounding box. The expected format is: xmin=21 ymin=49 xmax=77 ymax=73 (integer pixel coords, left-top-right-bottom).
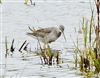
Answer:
xmin=62 ymin=32 xmax=67 ymax=42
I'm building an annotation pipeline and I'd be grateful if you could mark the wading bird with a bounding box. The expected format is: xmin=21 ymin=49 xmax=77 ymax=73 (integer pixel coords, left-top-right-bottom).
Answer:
xmin=27 ymin=25 xmax=66 ymax=47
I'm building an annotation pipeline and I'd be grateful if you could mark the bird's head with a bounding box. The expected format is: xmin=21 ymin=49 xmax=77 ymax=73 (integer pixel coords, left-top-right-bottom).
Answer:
xmin=59 ymin=25 xmax=66 ymax=41
xmin=59 ymin=25 xmax=64 ymax=32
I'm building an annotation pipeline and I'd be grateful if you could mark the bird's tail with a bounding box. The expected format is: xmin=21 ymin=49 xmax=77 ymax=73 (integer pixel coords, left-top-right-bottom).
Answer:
xmin=27 ymin=26 xmax=36 ymax=36
xmin=28 ymin=26 xmax=35 ymax=32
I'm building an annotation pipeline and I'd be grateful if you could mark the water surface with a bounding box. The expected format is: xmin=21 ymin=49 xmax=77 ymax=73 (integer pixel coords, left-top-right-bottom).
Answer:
xmin=0 ymin=0 xmax=95 ymax=77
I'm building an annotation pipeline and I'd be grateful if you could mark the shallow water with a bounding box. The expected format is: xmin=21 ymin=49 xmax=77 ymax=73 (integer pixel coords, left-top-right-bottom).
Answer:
xmin=0 ymin=0 xmax=96 ymax=78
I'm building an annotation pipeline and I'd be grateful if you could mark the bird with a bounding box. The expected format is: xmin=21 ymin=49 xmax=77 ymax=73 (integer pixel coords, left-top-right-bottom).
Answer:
xmin=27 ymin=25 xmax=66 ymax=45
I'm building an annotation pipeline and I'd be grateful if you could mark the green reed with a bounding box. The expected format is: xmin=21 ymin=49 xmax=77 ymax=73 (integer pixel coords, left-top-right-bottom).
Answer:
xmin=73 ymin=37 xmax=79 ymax=68
xmin=73 ymin=0 xmax=100 ymax=77
xmin=0 ymin=0 xmax=1 ymax=3
xmin=82 ymin=17 xmax=88 ymax=48
xmin=37 ymin=43 xmax=62 ymax=65
xmin=24 ymin=0 xmax=33 ymax=5
xmin=5 ymin=36 xmax=8 ymax=58
xmin=80 ymin=14 xmax=100 ymax=75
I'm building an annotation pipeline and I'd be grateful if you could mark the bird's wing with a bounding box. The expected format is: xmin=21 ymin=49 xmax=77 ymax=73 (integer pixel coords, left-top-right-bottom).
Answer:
xmin=36 ymin=27 xmax=53 ymax=33
xmin=27 ymin=27 xmax=54 ymax=38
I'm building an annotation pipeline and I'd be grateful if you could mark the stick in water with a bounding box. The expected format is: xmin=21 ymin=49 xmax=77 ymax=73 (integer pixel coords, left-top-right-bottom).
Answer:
xmin=19 ymin=40 xmax=27 ymax=52
xmin=10 ymin=39 xmax=15 ymax=53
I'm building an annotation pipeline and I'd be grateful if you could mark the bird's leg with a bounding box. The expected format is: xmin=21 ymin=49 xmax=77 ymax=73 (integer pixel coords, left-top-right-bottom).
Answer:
xmin=44 ymin=38 xmax=48 ymax=49
xmin=43 ymin=43 xmax=46 ymax=49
